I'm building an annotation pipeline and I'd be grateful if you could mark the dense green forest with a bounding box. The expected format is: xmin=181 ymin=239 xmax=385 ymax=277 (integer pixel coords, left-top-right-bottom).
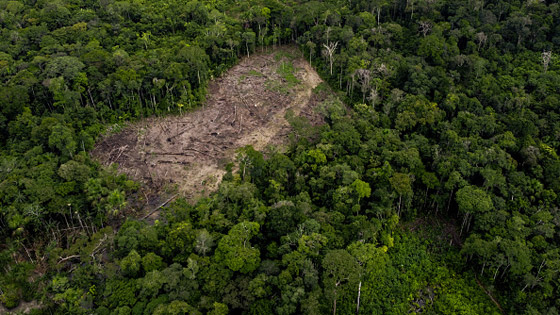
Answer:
xmin=1 ymin=0 xmax=560 ymax=313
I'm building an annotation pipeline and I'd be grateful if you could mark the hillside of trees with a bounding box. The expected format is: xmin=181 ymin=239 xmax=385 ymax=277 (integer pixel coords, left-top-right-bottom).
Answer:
xmin=1 ymin=0 xmax=560 ymax=314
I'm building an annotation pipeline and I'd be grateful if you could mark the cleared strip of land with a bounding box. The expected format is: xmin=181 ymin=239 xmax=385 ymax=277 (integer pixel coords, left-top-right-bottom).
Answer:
xmin=92 ymin=47 xmax=324 ymax=202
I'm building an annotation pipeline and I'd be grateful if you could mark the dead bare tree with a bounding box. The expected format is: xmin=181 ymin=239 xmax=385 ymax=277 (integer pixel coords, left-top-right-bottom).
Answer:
xmin=367 ymin=87 xmax=380 ymax=110
xmin=475 ymin=32 xmax=487 ymax=52
xmin=374 ymin=63 xmax=389 ymax=77
xmin=542 ymin=50 xmax=552 ymax=72
xmin=418 ymin=21 xmax=432 ymax=37
xmin=407 ymin=0 xmax=415 ymax=19
xmin=370 ymin=63 xmax=390 ymax=110
xmin=355 ymin=68 xmax=372 ymax=103
xmin=322 ymin=41 xmax=339 ymax=76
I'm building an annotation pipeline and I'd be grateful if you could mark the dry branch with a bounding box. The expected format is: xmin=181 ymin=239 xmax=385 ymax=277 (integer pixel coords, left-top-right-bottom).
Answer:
xmin=142 ymin=194 xmax=178 ymax=220
xmin=157 ymin=160 xmax=191 ymax=165
xmin=475 ymin=276 xmax=505 ymax=314
xmin=183 ymin=148 xmax=214 ymax=157
xmin=111 ymin=145 xmax=128 ymax=163
xmin=148 ymin=152 xmax=194 ymax=157
xmin=58 ymin=255 xmax=80 ymax=264
xmin=167 ymin=127 xmax=191 ymax=142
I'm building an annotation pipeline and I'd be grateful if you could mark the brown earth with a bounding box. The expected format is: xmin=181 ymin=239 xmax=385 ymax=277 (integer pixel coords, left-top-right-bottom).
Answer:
xmin=91 ymin=47 xmax=324 ymax=207
xmin=0 ymin=300 xmax=41 ymax=314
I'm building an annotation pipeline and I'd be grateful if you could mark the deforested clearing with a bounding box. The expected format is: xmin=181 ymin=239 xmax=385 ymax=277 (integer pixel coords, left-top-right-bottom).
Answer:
xmin=91 ymin=47 xmax=325 ymax=202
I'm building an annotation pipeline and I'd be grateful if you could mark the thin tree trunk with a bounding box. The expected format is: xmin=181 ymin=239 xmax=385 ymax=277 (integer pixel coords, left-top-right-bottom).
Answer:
xmin=62 ymin=213 xmax=70 ymax=229
xmin=493 ymin=264 xmax=502 ymax=280
xmin=460 ymin=212 xmax=469 ymax=236
xmin=422 ymin=187 xmax=429 ymax=211
xmin=259 ymin=24 xmax=263 ymax=52
xmin=88 ymin=86 xmax=95 ymax=108
xmin=77 ymin=212 xmax=85 ymax=234
xmin=23 ymin=245 xmax=34 ymax=264
xmin=356 ymin=281 xmax=362 ymax=314
xmin=137 ymin=89 xmax=143 ymax=109
xmin=446 ymin=189 xmax=454 ymax=213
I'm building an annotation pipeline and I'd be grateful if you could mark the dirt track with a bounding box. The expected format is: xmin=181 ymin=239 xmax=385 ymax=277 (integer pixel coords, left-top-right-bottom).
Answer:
xmin=91 ymin=47 xmax=324 ymax=202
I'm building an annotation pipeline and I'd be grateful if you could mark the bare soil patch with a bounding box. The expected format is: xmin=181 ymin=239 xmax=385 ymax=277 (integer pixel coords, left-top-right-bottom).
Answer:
xmin=0 ymin=300 xmax=41 ymax=314
xmin=91 ymin=47 xmax=324 ymax=206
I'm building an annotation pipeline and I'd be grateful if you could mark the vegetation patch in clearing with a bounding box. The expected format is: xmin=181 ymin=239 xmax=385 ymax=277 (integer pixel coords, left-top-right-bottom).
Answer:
xmin=277 ymin=61 xmax=301 ymax=85
xmin=248 ymin=69 xmax=264 ymax=77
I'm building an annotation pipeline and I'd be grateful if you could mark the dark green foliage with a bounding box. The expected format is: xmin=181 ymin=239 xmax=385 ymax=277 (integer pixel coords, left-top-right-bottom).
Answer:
xmin=1 ymin=0 xmax=560 ymax=313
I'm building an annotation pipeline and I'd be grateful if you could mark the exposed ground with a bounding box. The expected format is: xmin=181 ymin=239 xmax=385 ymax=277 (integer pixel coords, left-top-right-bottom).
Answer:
xmin=92 ymin=47 xmax=325 ymax=208
xmin=0 ymin=300 xmax=41 ymax=314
